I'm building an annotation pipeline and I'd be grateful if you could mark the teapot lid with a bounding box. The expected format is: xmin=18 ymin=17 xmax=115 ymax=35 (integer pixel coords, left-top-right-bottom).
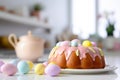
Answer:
xmin=20 ymin=31 xmax=44 ymax=41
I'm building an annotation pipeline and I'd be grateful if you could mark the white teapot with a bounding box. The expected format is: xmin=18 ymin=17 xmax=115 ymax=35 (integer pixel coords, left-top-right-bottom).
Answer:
xmin=8 ymin=31 xmax=45 ymax=62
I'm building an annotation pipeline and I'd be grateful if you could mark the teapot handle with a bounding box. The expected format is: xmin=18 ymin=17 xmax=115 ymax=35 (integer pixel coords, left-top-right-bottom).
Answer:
xmin=8 ymin=34 xmax=18 ymax=48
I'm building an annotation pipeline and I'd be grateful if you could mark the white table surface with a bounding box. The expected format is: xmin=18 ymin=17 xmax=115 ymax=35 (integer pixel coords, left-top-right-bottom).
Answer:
xmin=0 ymin=50 xmax=120 ymax=80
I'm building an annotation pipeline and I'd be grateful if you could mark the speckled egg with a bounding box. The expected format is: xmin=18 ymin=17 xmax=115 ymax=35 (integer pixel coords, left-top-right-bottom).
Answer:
xmin=17 ymin=61 xmax=30 ymax=74
xmin=9 ymin=59 xmax=20 ymax=66
xmin=34 ymin=63 xmax=45 ymax=75
xmin=0 ymin=60 xmax=4 ymax=72
xmin=1 ymin=63 xmax=17 ymax=76
xmin=27 ymin=61 xmax=34 ymax=70
xmin=45 ymin=63 xmax=61 ymax=76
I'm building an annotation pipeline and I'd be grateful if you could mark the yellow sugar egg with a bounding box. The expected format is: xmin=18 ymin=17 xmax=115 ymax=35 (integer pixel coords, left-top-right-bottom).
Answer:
xmin=49 ymin=62 xmax=56 ymax=65
xmin=34 ymin=63 xmax=45 ymax=75
xmin=82 ymin=40 xmax=92 ymax=47
xmin=27 ymin=61 xmax=34 ymax=70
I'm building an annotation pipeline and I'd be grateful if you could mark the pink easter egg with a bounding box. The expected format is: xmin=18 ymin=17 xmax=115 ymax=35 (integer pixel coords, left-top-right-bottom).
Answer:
xmin=0 ymin=60 xmax=4 ymax=72
xmin=43 ymin=61 xmax=48 ymax=67
xmin=91 ymin=42 xmax=97 ymax=47
xmin=1 ymin=63 xmax=17 ymax=76
xmin=61 ymin=41 xmax=70 ymax=47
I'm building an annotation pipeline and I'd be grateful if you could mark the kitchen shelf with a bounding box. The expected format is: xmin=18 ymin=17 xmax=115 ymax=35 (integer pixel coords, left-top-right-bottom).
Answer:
xmin=0 ymin=11 xmax=51 ymax=29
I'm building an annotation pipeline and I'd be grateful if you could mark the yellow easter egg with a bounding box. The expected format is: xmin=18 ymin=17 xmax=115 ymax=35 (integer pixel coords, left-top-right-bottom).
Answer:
xmin=34 ymin=64 xmax=45 ymax=75
xmin=49 ymin=62 xmax=56 ymax=65
xmin=82 ymin=40 xmax=92 ymax=47
xmin=27 ymin=61 xmax=34 ymax=70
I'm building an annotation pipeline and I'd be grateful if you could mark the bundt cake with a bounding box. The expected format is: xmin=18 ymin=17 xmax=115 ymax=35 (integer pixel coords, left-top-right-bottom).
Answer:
xmin=48 ymin=39 xmax=105 ymax=69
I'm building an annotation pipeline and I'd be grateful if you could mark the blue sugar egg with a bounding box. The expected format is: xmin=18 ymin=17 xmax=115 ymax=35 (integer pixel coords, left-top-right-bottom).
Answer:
xmin=17 ymin=61 xmax=30 ymax=74
xmin=10 ymin=59 xmax=20 ymax=66
xmin=71 ymin=41 xmax=78 ymax=47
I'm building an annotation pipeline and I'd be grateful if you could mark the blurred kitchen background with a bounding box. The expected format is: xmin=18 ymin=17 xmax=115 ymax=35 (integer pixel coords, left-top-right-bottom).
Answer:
xmin=0 ymin=0 xmax=120 ymax=58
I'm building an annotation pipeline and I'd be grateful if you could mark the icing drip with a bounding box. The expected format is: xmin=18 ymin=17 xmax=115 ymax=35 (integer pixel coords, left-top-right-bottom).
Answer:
xmin=86 ymin=47 xmax=95 ymax=61
xmin=78 ymin=46 xmax=102 ymax=61
xmin=49 ymin=46 xmax=58 ymax=59
xmin=65 ymin=47 xmax=77 ymax=60
xmin=92 ymin=47 xmax=102 ymax=60
xmin=55 ymin=47 xmax=66 ymax=55
xmin=75 ymin=49 xmax=79 ymax=56
xmin=78 ymin=46 xmax=89 ymax=59
xmin=88 ymin=47 xmax=96 ymax=53
xmin=52 ymin=46 xmax=68 ymax=58
xmin=98 ymin=48 xmax=104 ymax=56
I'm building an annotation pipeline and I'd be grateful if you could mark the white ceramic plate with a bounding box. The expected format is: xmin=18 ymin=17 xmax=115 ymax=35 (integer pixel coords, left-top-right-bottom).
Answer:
xmin=60 ymin=65 xmax=117 ymax=74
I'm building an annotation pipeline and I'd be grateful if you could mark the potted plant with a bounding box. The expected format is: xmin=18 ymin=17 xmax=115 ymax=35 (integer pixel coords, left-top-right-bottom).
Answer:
xmin=106 ymin=22 xmax=115 ymax=37
xmin=31 ymin=3 xmax=44 ymax=19
xmin=98 ymin=11 xmax=116 ymax=50
xmin=105 ymin=19 xmax=115 ymax=50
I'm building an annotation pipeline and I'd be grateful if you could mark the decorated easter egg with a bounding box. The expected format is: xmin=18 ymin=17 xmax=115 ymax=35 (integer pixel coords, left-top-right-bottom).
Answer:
xmin=60 ymin=41 xmax=70 ymax=47
xmin=17 ymin=61 xmax=30 ymax=74
xmin=34 ymin=63 xmax=45 ymax=75
xmin=1 ymin=63 xmax=17 ymax=76
xmin=72 ymin=39 xmax=80 ymax=43
xmin=78 ymin=43 xmax=82 ymax=47
xmin=43 ymin=61 xmax=48 ymax=67
xmin=82 ymin=40 xmax=92 ymax=47
xmin=9 ymin=59 xmax=20 ymax=66
xmin=45 ymin=63 xmax=61 ymax=76
xmin=91 ymin=42 xmax=97 ymax=47
xmin=71 ymin=41 xmax=77 ymax=47
xmin=0 ymin=60 xmax=4 ymax=72
xmin=27 ymin=61 xmax=34 ymax=70
xmin=56 ymin=42 xmax=62 ymax=47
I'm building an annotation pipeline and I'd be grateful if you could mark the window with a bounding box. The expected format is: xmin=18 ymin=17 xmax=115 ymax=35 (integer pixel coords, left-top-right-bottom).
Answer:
xmin=98 ymin=0 xmax=120 ymax=38
xmin=71 ymin=0 xmax=96 ymax=39
xmin=71 ymin=0 xmax=120 ymax=39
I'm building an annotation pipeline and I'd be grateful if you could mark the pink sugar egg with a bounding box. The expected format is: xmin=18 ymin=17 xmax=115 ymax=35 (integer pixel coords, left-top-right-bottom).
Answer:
xmin=1 ymin=63 xmax=17 ymax=76
xmin=43 ymin=61 xmax=48 ymax=67
xmin=45 ymin=64 xmax=61 ymax=76
xmin=0 ymin=60 xmax=4 ymax=72
xmin=61 ymin=41 xmax=70 ymax=47
xmin=91 ymin=42 xmax=97 ymax=47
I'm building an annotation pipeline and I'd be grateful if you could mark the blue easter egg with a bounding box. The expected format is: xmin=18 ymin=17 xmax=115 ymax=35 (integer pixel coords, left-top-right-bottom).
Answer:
xmin=17 ymin=61 xmax=30 ymax=74
xmin=71 ymin=41 xmax=78 ymax=47
xmin=10 ymin=59 xmax=20 ymax=66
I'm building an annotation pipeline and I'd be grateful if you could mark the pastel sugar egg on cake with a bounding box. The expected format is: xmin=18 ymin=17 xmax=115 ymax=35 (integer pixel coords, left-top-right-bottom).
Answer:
xmin=82 ymin=40 xmax=92 ymax=47
xmin=60 ymin=41 xmax=70 ymax=47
